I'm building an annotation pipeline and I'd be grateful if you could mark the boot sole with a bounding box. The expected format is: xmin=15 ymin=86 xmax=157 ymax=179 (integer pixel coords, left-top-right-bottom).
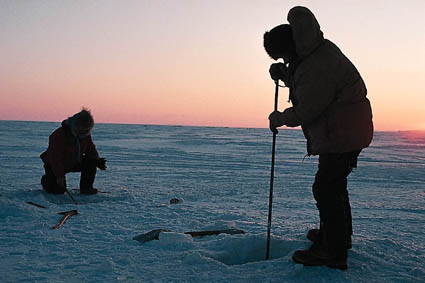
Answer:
xmin=292 ymin=254 xmax=347 ymax=270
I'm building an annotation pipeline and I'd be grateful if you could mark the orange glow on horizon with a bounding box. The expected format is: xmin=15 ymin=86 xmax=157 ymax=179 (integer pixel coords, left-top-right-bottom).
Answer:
xmin=1 ymin=1 xmax=424 ymax=131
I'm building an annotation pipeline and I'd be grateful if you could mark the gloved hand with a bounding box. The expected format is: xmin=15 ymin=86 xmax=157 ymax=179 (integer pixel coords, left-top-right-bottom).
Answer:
xmin=269 ymin=63 xmax=289 ymax=83
xmin=97 ymin=157 xmax=107 ymax=170
xmin=268 ymin=111 xmax=285 ymax=134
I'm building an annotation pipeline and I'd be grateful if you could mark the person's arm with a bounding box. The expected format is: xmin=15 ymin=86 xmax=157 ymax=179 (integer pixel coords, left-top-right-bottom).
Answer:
xmin=282 ymin=64 xmax=336 ymax=127
xmin=85 ymin=135 xmax=107 ymax=170
xmin=85 ymin=135 xmax=99 ymax=159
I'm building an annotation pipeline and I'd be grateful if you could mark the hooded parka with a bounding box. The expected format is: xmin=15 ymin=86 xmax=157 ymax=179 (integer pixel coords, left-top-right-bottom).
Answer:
xmin=281 ymin=6 xmax=373 ymax=155
xmin=40 ymin=118 xmax=99 ymax=179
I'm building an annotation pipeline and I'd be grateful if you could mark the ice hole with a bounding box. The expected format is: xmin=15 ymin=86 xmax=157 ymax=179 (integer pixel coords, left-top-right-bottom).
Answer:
xmin=202 ymin=235 xmax=291 ymax=265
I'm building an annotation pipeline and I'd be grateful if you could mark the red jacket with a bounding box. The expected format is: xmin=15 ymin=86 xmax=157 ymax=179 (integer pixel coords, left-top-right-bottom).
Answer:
xmin=40 ymin=119 xmax=99 ymax=178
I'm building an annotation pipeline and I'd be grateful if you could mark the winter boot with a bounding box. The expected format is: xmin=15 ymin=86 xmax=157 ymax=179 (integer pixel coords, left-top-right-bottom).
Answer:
xmin=307 ymin=229 xmax=352 ymax=249
xmin=292 ymin=242 xmax=348 ymax=270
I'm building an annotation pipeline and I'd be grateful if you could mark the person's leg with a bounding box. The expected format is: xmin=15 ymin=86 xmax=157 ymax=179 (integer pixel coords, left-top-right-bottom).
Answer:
xmin=344 ymin=150 xmax=361 ymax=239
xmin=293 ymin=151 xmax=359 ymax=269
xmin=341 ymin=183 xmax=353 ymax=242
xmin=312 ymin=152 xmax=354 ymax=258
xmin=79 ymin=156 xmax=97 ymax=194
xmin=41 ymin=163 xmax=66 ymax=194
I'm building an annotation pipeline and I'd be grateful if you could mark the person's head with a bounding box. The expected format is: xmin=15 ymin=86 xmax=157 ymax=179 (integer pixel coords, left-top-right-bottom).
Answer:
xmin=70 ymin=108 xmax=94 ymax=138
xmin=263 ymin=24 xmax=296 ymax=62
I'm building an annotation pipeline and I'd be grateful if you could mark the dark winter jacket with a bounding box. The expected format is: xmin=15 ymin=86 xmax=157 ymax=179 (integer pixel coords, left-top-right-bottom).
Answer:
xmin=40 ymin=119 xmax=99 ymax=178
xmin=282 ymin=6 xmax=373 ymax=155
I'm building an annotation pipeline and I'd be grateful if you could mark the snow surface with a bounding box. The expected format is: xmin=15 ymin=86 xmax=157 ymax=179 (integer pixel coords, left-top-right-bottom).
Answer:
xmin=0 ymin=121 xmax=424 ymax=282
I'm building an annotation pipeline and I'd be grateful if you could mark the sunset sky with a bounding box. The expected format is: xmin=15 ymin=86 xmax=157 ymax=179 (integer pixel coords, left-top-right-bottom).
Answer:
xmin=1 ymin=0 xmax=424 ymax=131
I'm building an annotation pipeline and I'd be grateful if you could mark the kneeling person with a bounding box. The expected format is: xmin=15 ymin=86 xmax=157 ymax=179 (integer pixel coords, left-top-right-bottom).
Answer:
xmin=40 ymin=108 xmax=107 ymax=195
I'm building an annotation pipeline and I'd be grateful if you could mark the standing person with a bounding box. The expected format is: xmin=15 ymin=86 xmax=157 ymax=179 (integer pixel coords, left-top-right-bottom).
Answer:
xmin=40 ymin=108 xmax=107 ymax=195
xmin=263 ymin=6 xmax=373 ymax=269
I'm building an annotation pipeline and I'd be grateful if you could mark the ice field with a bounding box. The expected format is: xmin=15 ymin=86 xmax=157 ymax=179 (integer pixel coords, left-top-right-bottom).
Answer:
xmin=0 ymin=121 xmax=424 ymax=282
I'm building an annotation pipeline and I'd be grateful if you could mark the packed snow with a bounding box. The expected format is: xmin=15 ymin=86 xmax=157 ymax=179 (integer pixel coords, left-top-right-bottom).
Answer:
xmin=0 ymin=121 xmax=424 ymax=282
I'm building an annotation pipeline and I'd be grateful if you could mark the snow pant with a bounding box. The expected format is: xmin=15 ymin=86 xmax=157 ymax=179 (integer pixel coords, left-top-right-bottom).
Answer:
xmin=312 ymin=150 xmax=361 ymax=258
xmin=41 ymin=156 xmax=97 ymax=194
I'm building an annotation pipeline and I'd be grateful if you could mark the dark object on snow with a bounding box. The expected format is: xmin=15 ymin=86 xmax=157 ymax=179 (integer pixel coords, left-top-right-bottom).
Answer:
xmin=58 ymin=209 xmax=78 ymax=215
xmin=156 ymin=198 xmax=180 ymax=207
xmin=133 ymin=228 xmax=245 ymax=243
xmin=133 ymin=229 xmax=171 ymax=243
xmin=184 ymin=229 xmax=244 ymax=237
xmin=52 ymin=209 xmax=78 ymax=229
xmin=26 ymin=201 xmax=47 ymax=209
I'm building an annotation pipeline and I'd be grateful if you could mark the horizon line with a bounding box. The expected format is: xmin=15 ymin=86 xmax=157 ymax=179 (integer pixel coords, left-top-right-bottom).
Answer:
xmin=1 ymin=119 xmax=424 ymax=133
